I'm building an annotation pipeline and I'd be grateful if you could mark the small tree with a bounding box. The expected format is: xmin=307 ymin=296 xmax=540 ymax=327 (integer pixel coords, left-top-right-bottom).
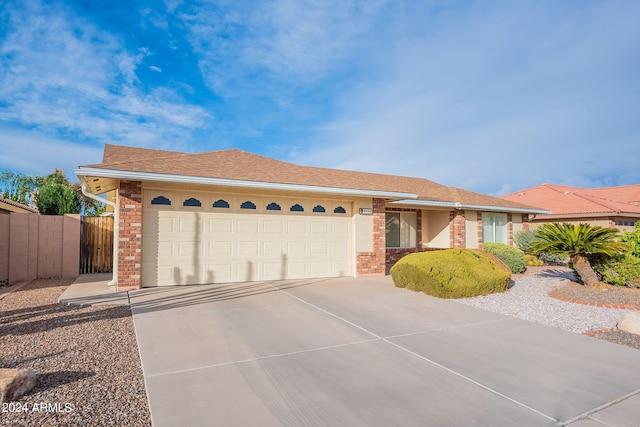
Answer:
xmin=531 ymin=223 xmax=628 ymax=287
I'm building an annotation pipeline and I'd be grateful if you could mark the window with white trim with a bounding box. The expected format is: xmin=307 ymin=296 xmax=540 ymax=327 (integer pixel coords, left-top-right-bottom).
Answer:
xmin=482 ymin=212 xmax=508 ymax=244
xmin=385 ymin=212 xmax=417 ymax=248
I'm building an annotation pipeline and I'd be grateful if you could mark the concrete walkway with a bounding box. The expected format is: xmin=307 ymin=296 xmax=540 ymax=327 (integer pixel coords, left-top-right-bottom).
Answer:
xmin=125 ymin=276 xmax=640 ymax=427
xmin=58 ymin=274 xmax=129 ymax=306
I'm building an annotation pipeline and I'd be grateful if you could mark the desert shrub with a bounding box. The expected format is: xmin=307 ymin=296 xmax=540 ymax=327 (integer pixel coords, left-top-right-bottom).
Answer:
xmin=482 ymin=242 xmax=526 ymax=274
xmin=525 ymin=254 xmax=544 ymax=266
xmin=513 ymin=229 xmax=537 ymax=254
xmin=390 ymin=249 xmax=511 ymax=299
xmin=591 ymin=253 xmax=640 ymax=288
xmin=536 ymin=252 xmax=566 ymax=265
xmin=514 ymin=229 xmax=566 ymax=265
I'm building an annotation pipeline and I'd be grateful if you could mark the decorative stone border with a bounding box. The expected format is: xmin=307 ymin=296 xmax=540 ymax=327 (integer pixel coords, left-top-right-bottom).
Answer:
xmin=549 ymin=290 xmax=640 ymax=310
xmin=583 ymin=328 xmax=616 ymax=336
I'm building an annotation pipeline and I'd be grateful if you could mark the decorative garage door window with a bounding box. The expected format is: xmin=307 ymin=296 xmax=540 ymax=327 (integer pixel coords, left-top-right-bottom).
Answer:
xmin=333 ymin=206 xmax=346 ymax=214
xmin=313 ymin=205 xmax=326 ymax=213
xmin=212 ymin=199 xmax=230 ymax=208
xmin=151 ymin=195 xmax=172 ymax=205
xmin=266 ymin=202 xmax=281 ymax=211
xmin=183 ymin=197 xmax=202 ymax=207
xmin=290 ymin=203 xmax=304 ymax=212
xmin=240 ymin=201 xmax=257 ymax=209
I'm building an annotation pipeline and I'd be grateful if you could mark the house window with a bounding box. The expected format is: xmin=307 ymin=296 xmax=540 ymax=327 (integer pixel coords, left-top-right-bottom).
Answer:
xmin=482 ymin=212 xmax=508 ymax=244
xmin=385 ymin=212 xmax=417 ymax=248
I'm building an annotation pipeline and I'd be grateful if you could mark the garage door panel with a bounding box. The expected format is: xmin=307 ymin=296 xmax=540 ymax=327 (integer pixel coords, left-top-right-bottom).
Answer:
xmin=331 ymin=241 xmax=349 ymax=255
xmin=311 ymin=222 xmax=328 ymax=234
xmin=287 ymin=221 xmax=306 ymax=234
xmin=310 ymin=242 xmax=328 ymax=254
xmin=263 ymin=241 xmax=284 ymax=255
xmin=144 ymin=200 xmax=352 ymax=286
xmin=287 ymin=241 xmax=306 ymax=255
xmin=263 ymin=220 xmax=284 ymax=233
xmin=157 ymin=241 xmax=175 ymax=257
xmin=237 ymin=241 xmax=260 ymax=256
xmin=332 ymin=222 xmax=350 ymax=235
xmin=288 ymin=262 xmax=307 ymax=276
xmin=238 ymin=219 xmax=259 ymax=233
xmin=209 ymin=241 xmax=233 ymax=256
xmin=208 ymin=264 xmax=234 ymax=282
xmin=208 ymin=218 xmax=232 ymax=233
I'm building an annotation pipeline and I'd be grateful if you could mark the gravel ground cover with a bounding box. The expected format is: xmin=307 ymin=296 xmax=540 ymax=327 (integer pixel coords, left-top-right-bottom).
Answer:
xmin=457 ymin=267 xmax=640 ymax=350
xmin=0 ymin=278 xmax=150 ymax=427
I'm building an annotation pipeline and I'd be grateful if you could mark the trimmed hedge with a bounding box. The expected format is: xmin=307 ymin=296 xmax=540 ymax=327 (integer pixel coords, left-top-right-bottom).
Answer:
xmin=482 ymin=243 xmax=526 ymax=274
xmin=390 ymin=249 xmax=511 ymax=299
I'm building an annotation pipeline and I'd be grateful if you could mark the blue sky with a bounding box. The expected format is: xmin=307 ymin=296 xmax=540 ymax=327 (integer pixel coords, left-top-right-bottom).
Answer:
xmin=0 ymin=0 xmax=638 ymax=196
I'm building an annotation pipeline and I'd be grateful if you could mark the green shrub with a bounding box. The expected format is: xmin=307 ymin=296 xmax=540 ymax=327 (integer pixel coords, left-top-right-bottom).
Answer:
xmin=591 ymin=253 xmax=640 ymax=288
xmin=513 ymin=229 xmax=537 ymax=254
xmin=390 ymin=249 xmax=511 ymax=299
xmin=621 ymin=223 xmax=640 ymax=258
xmin=482 ymin=243 xmax=526 ymax=274
xmin=525 ymin=254 xmax=544 ymax=266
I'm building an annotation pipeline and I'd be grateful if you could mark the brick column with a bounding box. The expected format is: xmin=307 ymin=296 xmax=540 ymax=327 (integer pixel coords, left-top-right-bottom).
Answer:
xmin=118 ymin=180 xmax=142 ymax=290
xmin=507 ymin=213 xmax=513 ymax=246
xmin=356 ymin=198 xmax=386 ymax=275
xmin=449 ymin=209 xmax=466 ymax=248
xmin=477 ymin=211 xmax=483 ymax=249
xmin=522 ymin=214 xmax=530 ymax=231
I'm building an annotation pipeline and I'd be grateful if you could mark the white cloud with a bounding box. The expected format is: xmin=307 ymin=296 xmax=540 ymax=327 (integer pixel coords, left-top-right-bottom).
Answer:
xmin=0 ymin=0 xmax=211 ymax=151
xmin=294 ymin=1 xmax=640 ymax=193
xmin=0 ymin=128 xmax=103 ymax=179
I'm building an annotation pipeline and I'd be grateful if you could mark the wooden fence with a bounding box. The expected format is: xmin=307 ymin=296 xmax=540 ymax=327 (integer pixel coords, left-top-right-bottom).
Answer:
xmin=80 ymin=216 xmax=114 ymax=274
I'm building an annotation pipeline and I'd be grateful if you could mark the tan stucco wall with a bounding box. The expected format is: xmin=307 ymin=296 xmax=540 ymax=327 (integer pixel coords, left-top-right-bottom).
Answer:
xmin=353 ymin=199 xmax=374 ymax=252
xmin=424 ymin=210 xmax=450 ymax=248
xmin=465 ymin=210 xmax=478 ymax=249
xmin=512 ymin=214 xmax=523 ymax=236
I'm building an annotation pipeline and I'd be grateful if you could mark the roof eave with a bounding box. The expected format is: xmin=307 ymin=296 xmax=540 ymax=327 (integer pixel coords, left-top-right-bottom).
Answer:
xmin=74 ymin=167 xmax=419 ymax=200
xmin=389 ymin=199 xmax=549 ymax=214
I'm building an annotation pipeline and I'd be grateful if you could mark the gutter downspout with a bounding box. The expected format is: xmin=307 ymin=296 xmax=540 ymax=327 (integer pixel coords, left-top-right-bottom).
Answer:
xmin=81 ymin=185 xmax=119 ymax=287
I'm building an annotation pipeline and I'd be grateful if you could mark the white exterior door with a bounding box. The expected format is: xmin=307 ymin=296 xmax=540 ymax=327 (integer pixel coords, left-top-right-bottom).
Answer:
xmin=141 ymin=191 xmax=352 ymax=286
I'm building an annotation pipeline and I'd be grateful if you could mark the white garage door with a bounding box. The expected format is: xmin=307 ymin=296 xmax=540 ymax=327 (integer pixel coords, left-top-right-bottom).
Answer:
xmin=141 ymin=191 xmax=352 ymax=286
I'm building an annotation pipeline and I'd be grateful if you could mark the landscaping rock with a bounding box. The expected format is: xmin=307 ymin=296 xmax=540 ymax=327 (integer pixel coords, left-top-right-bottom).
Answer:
xmin=617 ymin=312 xmax=640 ymax=335
xmin=0 ymin=368 xmax=36 ymax=403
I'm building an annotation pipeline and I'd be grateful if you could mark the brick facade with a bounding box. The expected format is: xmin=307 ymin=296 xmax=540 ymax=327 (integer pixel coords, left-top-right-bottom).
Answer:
xmin=356 ymin=198 xmax=386 ymax=275
xmin=449 ymin=209 xmax=466 ymax=248
xmin=118 ymin=180 xmax=142 ymax=290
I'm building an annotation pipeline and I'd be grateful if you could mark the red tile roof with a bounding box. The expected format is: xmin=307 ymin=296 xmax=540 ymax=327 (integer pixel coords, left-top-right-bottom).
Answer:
xmin=501 ymin=184 xmax=640 ymax=216
xmin=84 ymin=144 xmax=542 ymax=212
xmin=0 ymin=195 xmax=39 ymax=213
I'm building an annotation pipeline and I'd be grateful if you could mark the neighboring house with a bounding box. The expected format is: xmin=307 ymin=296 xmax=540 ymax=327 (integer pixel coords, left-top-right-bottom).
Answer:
xmin=0 ymin=195 xmax=39 ymax=214
xmin=501 ymin=184 xmax=640 ymax=231
xmin=75 ymin=144 xmax=545 ymax=290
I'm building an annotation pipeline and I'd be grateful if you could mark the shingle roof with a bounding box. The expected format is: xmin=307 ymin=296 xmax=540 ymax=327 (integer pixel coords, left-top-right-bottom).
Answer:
xmin=84 ymin=144 xmax=541 ymax=212
xmin=501 ymin=184 xmax=640 ymax=215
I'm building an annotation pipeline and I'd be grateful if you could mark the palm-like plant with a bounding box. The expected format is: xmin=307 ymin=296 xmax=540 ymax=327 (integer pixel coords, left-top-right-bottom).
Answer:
xmin=531 ymin=223 xmax=628 ymax=287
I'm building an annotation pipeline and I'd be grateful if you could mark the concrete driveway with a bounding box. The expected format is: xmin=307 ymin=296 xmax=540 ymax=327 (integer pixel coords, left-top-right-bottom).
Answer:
xmin=129 ymin=276 xmax=640 ymax=427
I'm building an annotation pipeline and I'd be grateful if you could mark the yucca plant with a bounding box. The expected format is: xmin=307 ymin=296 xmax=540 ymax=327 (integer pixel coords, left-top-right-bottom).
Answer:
xmin=530 ymin=223 xmax=628 ymax=287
